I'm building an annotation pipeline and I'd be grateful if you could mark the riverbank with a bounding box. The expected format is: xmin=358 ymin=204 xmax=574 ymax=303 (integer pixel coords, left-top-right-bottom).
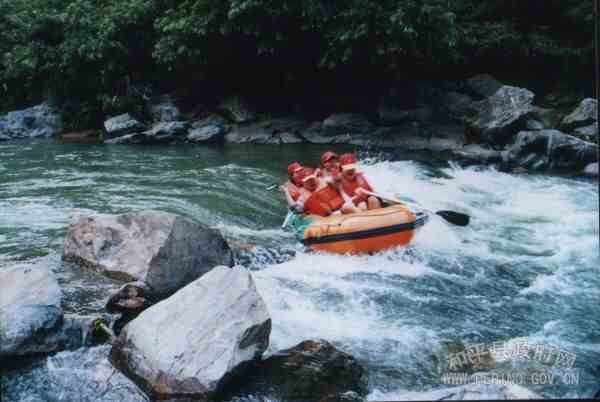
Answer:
xmin=1 ymin=75 xmax=598 ymax=178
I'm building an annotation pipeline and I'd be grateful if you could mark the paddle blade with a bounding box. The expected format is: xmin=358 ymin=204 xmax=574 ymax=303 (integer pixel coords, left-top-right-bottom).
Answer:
xmin=435 ymin=210 xmax=470 ymax=226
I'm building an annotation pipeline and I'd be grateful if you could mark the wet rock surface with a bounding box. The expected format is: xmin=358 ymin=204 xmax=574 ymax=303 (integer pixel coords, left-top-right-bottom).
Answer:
xmin=63 ymin=210 xmax=233 ymax=298
xmin=0 ymin=103 xmax=63 ymax=141
xmin=110 ymin=266 xmax=271 ymax=401
xmin=224 ymin=339 xmax=366 ymax=402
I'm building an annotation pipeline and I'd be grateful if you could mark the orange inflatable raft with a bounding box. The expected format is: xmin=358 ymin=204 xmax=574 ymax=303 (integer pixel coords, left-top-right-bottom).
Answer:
xmin=290 ymin=204 xmax=428 ymax=255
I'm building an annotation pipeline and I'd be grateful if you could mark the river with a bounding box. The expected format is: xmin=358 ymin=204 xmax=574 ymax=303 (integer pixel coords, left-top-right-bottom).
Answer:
xmin=1 ymin=139 xmax=598 ymax=401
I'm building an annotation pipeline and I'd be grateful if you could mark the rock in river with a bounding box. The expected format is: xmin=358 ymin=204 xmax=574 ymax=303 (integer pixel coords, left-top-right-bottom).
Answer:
xmin=103 ymin=113 xmax=145 ymax=138
xmin=502 ymin=129 xmax=598 ymax=172
xmin=63 ymin=210 xmax=233 ymax=298
xmin=110 ymin=266 xmax=271 ymax=401
xmin=0 ymin=264 xmax=63 ymax=358
xmin=384 ymin=383 xmax=540 ymax=400
xmin=466 ymin=85 xmax=535 ymax=145
xmin=561 ymin=98 xmax=597 ymax=131
xmin=226 ymin=339 xmax=366 ymax=402
xmin=0 ymin=103 xmax=63 ymax=141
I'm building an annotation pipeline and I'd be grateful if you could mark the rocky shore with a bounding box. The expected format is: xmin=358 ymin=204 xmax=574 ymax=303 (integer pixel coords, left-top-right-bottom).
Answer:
xmin=1 ymin=74 xmax=597 ymax=177
xmin=0 ymin=208 xmax=558 ymax=401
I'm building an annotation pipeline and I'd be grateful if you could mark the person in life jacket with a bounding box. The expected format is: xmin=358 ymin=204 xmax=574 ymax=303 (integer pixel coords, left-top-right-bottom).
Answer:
xmin=299 ymin=168 xmax=345 ymax=217
xmin=338 ymin=153 xmax=382 ymax=211
xmin=280 ymin=162 xmax=307 ymax=211
xmin=317 ymin=151 xmax=341 ymax=183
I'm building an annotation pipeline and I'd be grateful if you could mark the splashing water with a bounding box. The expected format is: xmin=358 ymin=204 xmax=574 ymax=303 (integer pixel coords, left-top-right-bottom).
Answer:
xmin=0 ymin=140 xmax=598 ymax=401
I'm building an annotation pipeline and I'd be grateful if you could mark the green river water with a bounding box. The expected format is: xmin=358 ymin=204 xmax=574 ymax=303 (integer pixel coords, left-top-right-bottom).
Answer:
xmin=1 ymin=139 xmax=599 ymax=401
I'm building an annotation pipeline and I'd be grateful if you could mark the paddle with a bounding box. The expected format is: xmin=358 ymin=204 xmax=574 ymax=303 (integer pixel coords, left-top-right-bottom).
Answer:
xmin=363 ymin=190 xmax=470 ymax=227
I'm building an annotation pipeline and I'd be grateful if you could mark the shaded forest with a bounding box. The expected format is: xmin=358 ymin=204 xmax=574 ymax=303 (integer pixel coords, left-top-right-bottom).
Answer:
xmin=0 ymin=0 xmax=594 ymax=129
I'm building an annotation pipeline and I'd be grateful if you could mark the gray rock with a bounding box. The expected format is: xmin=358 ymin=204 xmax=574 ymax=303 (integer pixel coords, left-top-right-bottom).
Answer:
xmin=503 ymin=129 xmax=598 ymax=172
xmin=530 ymin=106 xmax=562 ymax=129
xmin=561 ymin=98 xmax=597 ymax=131
xmin=225 ymin=117 xmax=308 ymax=144
xmin=389 ymin=383 xmax=539 ymax=400
xmin=466 ymin=85 xmax=535 ymax=145
xmin=187 ymin=125 xmax=226 ymax=143
xmin=44 ymin=345 xmax=150 ymax=402
xmin=584 ymin=162 xmax=598 ymax=177
xmin=150 ymin=96 xmax=181 ymax=122
xmin=525 ymin=119 xmax=545 ymax=130
xmin=0 ymin=265 xmax=63 ymax=358
xmin=452 ymin=144 xmax=503 ymax=165
xmin=110 ymin=266 xmax=271 ymax=401
xmin=0 ymin=103 xmax=63 ymax=141
xmin=104 ymin=132 xmax=152 ymax=145
xmin=104 ymin=114 xmax=145 ymax=137
xmin=465 ymin=74 xmax=504 ymax=98
xmin=277 ymin=131 xmax=305 ymax=144
xmin=226 ymin=339 xmax=366 ymax=402
xmin=300 ymin=122 xmax=354 ymax=144
xmin=378 ymin=104 xmax=433 ymax=125
xmin=63 ymin=210 xmax=233 ymax=298
xmin=322 ymin=113 xmax=374 ymax=136
xmin=574 ymin=123 xmax=597 ymax=138
xmin=146 ymin=121 xmax=188 ymax=141
xmin=218 ymin=96 xmax=256 ymax=123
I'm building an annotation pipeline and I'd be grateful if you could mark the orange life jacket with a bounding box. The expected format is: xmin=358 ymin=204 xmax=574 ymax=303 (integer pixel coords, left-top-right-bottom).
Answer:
xmin=304 ymin=184 xmax=344 ymax=216
xmin=341 ymin=173 xmax=373 ymax=204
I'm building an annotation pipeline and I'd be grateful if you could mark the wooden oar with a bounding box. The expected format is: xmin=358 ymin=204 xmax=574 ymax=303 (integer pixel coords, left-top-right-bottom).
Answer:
xmin=363 ymin=191 xmax=470 ymax=227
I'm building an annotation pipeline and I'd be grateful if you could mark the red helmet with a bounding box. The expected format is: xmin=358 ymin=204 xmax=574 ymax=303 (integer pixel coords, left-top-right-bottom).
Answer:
xmin=287 ymin=162 xmax=303 ymax=176
xmin=296 ymin=167 xmax=315 ymax=182
xmin=339 ymin=153 xmax=357 ymax=166
xmin=320 ymin=151 xmax=339 ymax=165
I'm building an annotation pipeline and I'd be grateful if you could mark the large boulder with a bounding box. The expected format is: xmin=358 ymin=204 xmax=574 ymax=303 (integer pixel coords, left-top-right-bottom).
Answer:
xmin=63 ymin=210 xmax=233 ymax=298
xmin=465 ymin=74 xmax=504 ymax=98
xmin=0 ymin=103 xmax=63 ymax=141
xmin=218 ymin=96 xmax=256 ymax=123
xmin=104 ymin=114 xmax=145 ymax=138
xmin=466 ymin=85 xmax=535 ymax=145
xmin=110 ymin=266 xmax=271 ymax=401
xmin=321 ymin=113 xmax=374 ymax=137
xmin=561 ymin=98 xmax=597 ymax=131
xmin=187 ymin=115 xmax=229 ymax=143
xmin=226 ymin=339 xmax=366 ymax=402
xmin=0 ymin=265 xmax=63 ymax=358
xmin=502 ymin=129 xmax=598 ymax=172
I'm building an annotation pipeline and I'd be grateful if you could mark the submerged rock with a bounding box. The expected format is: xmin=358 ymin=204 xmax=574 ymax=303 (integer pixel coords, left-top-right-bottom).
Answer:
xmin=0 ymin=265 xmax=63 ymax=358
xmin=110 ymin=266 xmax=271 ymax=401
xmin=466 ymin=85 xmax=535 ymax=145
xmin=561 ymin=98 xmax=597 ymax=131
xmin=0 ymin=103 xmax=63 ymax=141
xmin=226 ymin=339 xmax=366 ymax=402
xmin=63 ymin=210 xmax=233 ymax=298
xmin=502 ymin=129 xmax=598 ymax=172
xmin=103 ymin=113 xmax=145 ymax=138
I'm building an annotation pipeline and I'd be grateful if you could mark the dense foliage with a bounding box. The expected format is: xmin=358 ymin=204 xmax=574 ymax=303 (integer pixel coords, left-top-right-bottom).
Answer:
xmin=0 ymin=0 xmax=594 ymax=127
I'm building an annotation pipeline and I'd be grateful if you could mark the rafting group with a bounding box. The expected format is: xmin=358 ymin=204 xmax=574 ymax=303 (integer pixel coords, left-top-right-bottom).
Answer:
xmin=279 ymin=151 xmax=382 ymax=217
xmin=277 ymin=151 xmax=469 ymax=255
